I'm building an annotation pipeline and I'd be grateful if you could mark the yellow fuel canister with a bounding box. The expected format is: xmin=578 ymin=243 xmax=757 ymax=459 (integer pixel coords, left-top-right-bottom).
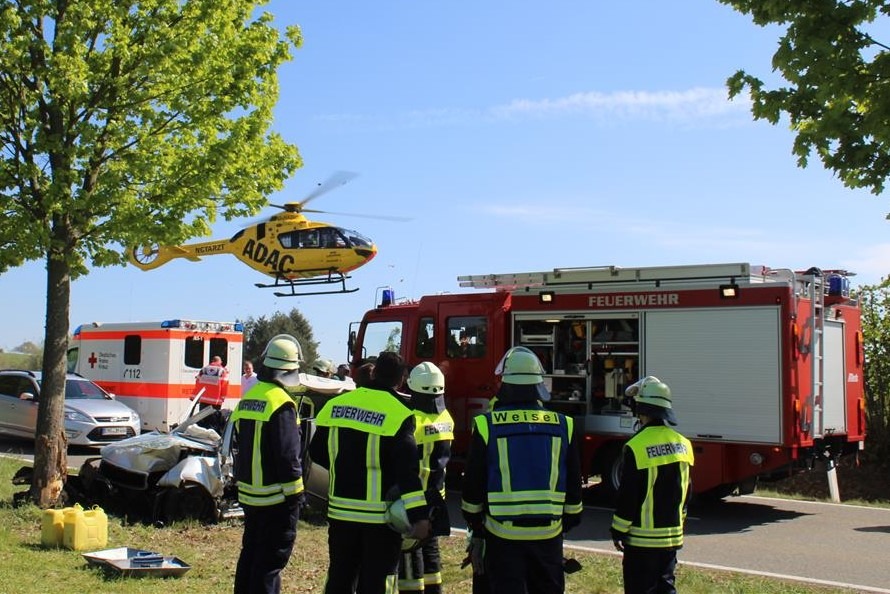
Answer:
xmin=41 ymin=507 xmax=74 ymax=547
xmin=62 ymin=504 xmax=108 ymax=551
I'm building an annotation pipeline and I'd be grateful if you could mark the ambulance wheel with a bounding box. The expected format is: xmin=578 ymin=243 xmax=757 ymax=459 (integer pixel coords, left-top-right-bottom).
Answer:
xmin=161 ymin=483 xmax=217 ymax=524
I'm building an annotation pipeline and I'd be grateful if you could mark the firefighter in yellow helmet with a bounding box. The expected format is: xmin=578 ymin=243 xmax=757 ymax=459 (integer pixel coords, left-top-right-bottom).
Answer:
xmin=310 ymin=351 xmax=431 ymax=593
xmin=398 ymin=362 xmax=454 ymax=594
xmin=461 ymin=346 xmax=583 ymax=594
xmin=611 ymin=376 xmax=694 ymax=594
xmin=231 ymin=335 xmax=305 ymax=594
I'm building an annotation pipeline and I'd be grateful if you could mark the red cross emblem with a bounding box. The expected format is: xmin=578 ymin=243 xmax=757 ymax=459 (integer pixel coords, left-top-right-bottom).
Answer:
xmin=88 ymin=352 xmax=98 ymax=368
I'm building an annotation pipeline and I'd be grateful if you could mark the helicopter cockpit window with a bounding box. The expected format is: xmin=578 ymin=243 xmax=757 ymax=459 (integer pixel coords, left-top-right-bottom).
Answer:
xmin=342 ymin=229 xmax=372 ymax=248
xmin=319 ymin=228 xmax=347 ymax=248
xmin=279 ymin=232 xmax=297 ymax=249
xmin=300 ymin=229 xmax=320 ymax=248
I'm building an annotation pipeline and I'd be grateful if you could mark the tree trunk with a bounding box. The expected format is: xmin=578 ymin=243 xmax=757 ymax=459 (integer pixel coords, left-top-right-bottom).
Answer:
xmin=30 ymin=253 xmax=71 ymax=507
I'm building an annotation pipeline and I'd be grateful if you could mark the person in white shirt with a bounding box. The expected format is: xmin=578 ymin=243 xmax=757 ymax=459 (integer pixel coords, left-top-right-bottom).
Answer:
xmin=242 ymin=360 xmax=259 ymax=395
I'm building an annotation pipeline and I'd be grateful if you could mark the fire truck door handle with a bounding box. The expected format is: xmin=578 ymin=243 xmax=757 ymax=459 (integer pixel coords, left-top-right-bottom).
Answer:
xmin=478 ymin=385 xmax=494 ymax=392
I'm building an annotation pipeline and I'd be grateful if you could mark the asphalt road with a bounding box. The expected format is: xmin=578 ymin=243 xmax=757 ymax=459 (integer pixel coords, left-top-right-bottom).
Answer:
xmin=0 ymin=438 xmax=98 ymax=473
xmin=4 ymin=438 xmax=888 ymax=592
xmin=446 ymin=491 xmax=890 ymax=593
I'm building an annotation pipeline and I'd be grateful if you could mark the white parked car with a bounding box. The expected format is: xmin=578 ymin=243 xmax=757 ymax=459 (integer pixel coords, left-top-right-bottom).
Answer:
xmin=0 ymin=370 xmax=140 ymax=446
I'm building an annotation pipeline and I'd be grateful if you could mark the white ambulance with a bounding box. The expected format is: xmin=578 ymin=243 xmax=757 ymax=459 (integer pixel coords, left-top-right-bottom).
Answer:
xmin=68 ymin=319 xmax=244 ymax=432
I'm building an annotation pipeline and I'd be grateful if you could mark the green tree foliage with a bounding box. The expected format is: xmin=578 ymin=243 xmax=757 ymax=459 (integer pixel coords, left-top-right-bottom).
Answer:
xmin=859 ymin=279 xmax=890 ymax=463
xmin=721 ymin=1 xmax=890 ymax=205
xmin=0 ymin=1 xmax=302 ymax=506
xmin=0 ymin=341 xmax=44 ymax=370
xmin=242 ymin=309 xmax=319 ymax=370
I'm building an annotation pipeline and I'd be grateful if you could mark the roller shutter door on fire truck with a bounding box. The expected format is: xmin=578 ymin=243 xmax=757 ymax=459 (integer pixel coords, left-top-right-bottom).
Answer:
xmin=643 ymin=307 xmax=782 ymax=444
xmin=822 ymin=321 xmax=848 ymax=435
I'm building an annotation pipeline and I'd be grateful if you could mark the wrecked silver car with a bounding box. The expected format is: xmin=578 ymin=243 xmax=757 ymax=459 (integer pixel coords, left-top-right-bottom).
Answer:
xmin=77 ymin=404 xmax=240 ymax=524
xmin=75 ymin=374 xmax=349 ymax=524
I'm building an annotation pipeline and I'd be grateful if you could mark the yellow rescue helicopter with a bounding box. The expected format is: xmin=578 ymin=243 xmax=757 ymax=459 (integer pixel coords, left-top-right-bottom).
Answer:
xmin=129 ymin=172 xmax=406 ymax=296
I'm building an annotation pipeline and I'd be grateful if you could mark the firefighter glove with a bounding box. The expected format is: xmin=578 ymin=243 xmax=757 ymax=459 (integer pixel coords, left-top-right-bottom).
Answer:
xmin=611 ymin=528 xmax=626 ymax=552
xmin=461 ymin=536 xmax=486 ymax=575
xmin=562 ymin=512 xmax=581 ymax=533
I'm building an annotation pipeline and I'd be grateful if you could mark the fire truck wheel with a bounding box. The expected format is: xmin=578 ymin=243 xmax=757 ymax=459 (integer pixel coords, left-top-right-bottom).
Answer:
xmin=593 ymin=444 xmax=624 ymax=502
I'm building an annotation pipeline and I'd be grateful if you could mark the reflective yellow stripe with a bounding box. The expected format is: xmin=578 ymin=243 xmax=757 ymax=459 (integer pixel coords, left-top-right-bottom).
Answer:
xmin=384 ymin=573 xmax=397 ymax=594
xmin=625 ymin=533 xmax=685 ymax=548
xmin=329 ymin=496 xmax=388 ymax=512
xmin=424 ymin=571 xmax=443 ymax=586
xmin=401 ymin=490 xmax=426 ymax=511
xmin=239 ymin=492 xmax=285 ymax=506
xmin=366 ymin=434 xmax=381 ymax=502
xmin=563 ymin=501 xmax=583 ymax=514
xmin=612 ymin=515 xmax=632 ymax=532
xmin=496 ymin=436 xmax=510 ymax=492
xmin=475 ymin=415 xmax=490 ymax=444
xmin=640 ymin=466 xmax=656 ymax=530
xmin=549 ymin=436 xmax=560 ymax=492
xmin=488 ymin=490 xmax=565 ymax=503
xmin=328 ymin=427 xmax=339 ymax=499
xmin=489 ymin=502 xmax=564 ymax=516
xmin=281 ymin=478 xmax=303 ymax=497
xmin=484 ymin=516 xmax=563 ymax=540
xmin=461 ymin=500 xmax=484 ymax=514
xmin=419 ymin=441 xmax=433 ymax=489
xmin=327 ymin=509 xmax=386 ymax=523
xmin=238 ymin=478 xmax=304 ymax=505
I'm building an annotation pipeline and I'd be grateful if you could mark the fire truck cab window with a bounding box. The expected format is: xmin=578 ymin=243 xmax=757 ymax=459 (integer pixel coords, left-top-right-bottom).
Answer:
xmin=361 ymin=321 xmax=403 ymax=362
xmin=124 ymin=335 xmax=141 ymax=366
xmin=415 ymin=317 xmax=435 ymax=358
xmin=447 ymin=316 xmax=487 ymax=359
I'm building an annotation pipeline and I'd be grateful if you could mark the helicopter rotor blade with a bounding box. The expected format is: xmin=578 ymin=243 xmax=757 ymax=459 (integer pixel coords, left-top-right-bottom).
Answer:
xmin=300 ymin=171 xmax=359 ymax=208
xmin=302 ymin=208 xmax=412 ymax=223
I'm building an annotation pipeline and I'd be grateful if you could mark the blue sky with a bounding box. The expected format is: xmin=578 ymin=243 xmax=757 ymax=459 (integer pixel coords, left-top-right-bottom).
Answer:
xmin=2 ymin=0 xmax=888 ymax=363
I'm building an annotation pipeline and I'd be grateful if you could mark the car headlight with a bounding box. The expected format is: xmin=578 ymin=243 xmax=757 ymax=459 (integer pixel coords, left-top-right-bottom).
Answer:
xmin=64 ymin=409 xmax=92 ymax=423
xmin=132 ymin=412 xmax=141 ymax=424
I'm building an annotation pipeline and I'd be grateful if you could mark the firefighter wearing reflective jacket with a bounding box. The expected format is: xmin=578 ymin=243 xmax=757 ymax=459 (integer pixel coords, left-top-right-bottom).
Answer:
xmin=611 ymin=376 xmax=694 ymax=594
xmin=231 ymin=335 xmax=305 ymax=594
xmin=461 ymin=347 xmax=583 ymax=594
xmin=310 ymin=351 xmax=431 ymax=594
xmin=398 ymin=362 xmax=454 ymax=594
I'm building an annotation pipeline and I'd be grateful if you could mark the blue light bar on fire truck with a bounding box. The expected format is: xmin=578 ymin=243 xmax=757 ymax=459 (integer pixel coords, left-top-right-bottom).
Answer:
xmin=161 ymin=319 xmax=244 ymax=332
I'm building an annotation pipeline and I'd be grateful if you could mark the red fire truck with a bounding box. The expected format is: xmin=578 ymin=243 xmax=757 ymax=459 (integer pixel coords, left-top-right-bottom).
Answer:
xmin=348 ymin=262 xmax=865 ymax=497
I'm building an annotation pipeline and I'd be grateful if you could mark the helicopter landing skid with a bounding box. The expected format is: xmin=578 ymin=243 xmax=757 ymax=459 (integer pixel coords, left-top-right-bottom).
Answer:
xmin=255 ymin=271 xmax=359 ymax=297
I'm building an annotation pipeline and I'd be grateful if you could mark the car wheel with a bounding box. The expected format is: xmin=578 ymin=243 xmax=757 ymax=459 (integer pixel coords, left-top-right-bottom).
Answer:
xmin=160 ymin=483 xmax=217 ymax=524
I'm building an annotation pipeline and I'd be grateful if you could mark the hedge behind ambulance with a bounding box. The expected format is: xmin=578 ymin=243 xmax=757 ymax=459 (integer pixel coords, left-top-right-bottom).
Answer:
xmin=68 ymin=320 xmax=243 ymax=432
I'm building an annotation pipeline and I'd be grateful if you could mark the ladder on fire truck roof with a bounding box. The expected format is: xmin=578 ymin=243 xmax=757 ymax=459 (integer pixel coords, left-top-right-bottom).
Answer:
xmin=798 ymin=269 xmax=826 ymax=440
xmin=458 ymin=262 xmax=765 ymax=290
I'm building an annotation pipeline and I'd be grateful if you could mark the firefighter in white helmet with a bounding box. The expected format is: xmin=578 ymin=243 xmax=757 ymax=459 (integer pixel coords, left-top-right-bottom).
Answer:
xmin=311 ymin=358 xmax=336 ymax=378
xmin=460 ymin=346 xmax=583 ymax=594
xmin=397 ymin=362 xmax=454 ymax=594
xmin=231 ymin=335 xmax=305 ymax=594
xmin=611 ymin=376 xmax=694 ymax=594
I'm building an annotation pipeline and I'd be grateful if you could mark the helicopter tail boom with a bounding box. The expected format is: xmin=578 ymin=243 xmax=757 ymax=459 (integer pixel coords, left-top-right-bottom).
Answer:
xmin=129 ymin=240 xmax=229 ymax=270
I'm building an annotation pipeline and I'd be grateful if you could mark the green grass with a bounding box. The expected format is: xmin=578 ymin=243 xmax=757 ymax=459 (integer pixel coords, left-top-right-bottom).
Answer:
xmin=755 ymin=487 xmax=890 ymax=509
xmin=0 ymin=458 xmax=863 ymax=593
